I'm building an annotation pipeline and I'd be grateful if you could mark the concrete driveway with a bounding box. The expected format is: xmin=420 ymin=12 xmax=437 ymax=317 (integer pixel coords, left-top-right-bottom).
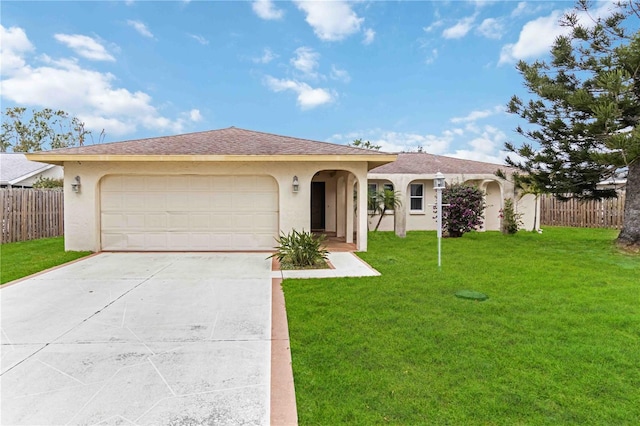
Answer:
xmin=1 ymin=253 xmax=272 ymax=425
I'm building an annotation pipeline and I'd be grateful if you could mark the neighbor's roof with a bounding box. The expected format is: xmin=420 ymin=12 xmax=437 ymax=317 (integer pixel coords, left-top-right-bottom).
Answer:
xmin=27 ymin=127 xmax=396 ymax=168
xmin=0 ymin=153 xmax=56 ymax=186
xmin=369 ymin=152 xmax=513 ymax=175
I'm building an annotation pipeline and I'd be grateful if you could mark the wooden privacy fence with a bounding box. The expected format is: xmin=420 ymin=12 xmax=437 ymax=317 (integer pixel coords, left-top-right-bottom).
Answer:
xmin=540 ymin=193 xmax=626 ymax=229
xmin=1 ymin=188 xmax=64 ymax=243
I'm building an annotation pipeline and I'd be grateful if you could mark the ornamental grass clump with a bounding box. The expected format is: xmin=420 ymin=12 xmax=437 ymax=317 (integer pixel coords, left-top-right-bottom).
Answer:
xmin=441 ymin=183 xmax=486 ymax=237
xmin=269 ymin=229 xmax=329 ymax=269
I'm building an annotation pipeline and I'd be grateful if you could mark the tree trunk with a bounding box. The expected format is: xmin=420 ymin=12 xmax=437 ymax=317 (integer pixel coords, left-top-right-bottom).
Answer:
xmin=374 ymin=207 xmax=387 ymax=231
xmin=617 ymin=161 xmax=640 ymax=251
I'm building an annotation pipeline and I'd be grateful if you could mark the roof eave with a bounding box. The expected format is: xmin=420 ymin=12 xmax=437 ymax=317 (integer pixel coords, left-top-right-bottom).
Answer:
xmin=26 ymin=153 xmax=398 ymax=167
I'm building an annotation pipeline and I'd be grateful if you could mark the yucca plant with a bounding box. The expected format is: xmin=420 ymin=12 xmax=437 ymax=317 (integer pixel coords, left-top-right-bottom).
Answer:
xmin=269 ymin=229 xmax=329 ymax=269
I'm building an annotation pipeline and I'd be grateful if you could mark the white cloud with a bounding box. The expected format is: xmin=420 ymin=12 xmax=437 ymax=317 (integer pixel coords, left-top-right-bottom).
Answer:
xmin=0 ymin=25 xmax=35 ymax=75
xmin=363 ymin=28 xmax=375 ymax=45
xmin=477 ymin=18 xmax=504 ymax=40
xmin=451 ymin=106 xmax=503 ymax=123
xmin=188 ymin=109 xmax=202 ymax=122
xmin=499 ymin=3 xmax=613 ymax=65
xmin=511 ymin=2 xmax=528 ymax=17
xmin=264 ymin=76 xmax=334 ymax=109
xmin=188 ymin=34 xmax=209 ymax=45
xmin=424 ymin=20 xmax=444 ymax=33
xmin=425 ymin=48 xmax=438 ymax=65
xmin=499 ymin=10 xmax=563 ymax=65
xmin=253 ymin=48 xmax=277 ymax=64
xmin=0 ymin=27 xmax=198 ymax=138
xmin=54 ymin=34 xmax=115 ymax=61
xmin=330 ymin=65 xmax=350 ymax=83
xmin=442 ymin=15 xmax=476 ymax=39
xmin=329 ymin=129 xmax=453 ymax=154
xmin=290 ymin=46 xmax=320 ymax=78
xmin=294 ymin=0 xmax=363 ymax=41
xmin=127 ymin=20 xmax=154 ymax=38
xmin=252 ymin=0 xmax=284 ymax=20
xmin=445 ymin=124 xmax=509 ymax=163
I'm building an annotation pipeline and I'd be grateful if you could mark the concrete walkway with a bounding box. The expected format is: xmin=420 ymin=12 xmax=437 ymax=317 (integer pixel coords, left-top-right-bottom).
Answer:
xmin=271 ymin=252 xmax=380 ymax=280
xmin=1 ymin=253 xmax=272 ymax=425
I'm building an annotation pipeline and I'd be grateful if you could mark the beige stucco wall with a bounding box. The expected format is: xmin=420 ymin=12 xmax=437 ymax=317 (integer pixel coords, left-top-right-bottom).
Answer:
xmin=366 ymin=173 xmax=537 ymax=234
xmin=63 ymin=161 xmax=369 ymax=252
xmin=517 ymin=193 xmax=540 ymax=231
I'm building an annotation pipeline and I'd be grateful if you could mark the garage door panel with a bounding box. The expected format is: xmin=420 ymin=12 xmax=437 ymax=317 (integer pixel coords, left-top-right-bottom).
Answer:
xmin=146 ymin=214 xmax=167 ymax=229
xmin=101 ymin=175 xmax=278 ymax=251
xmin=211 ymin=193 xmax=232 ymax=210
xmin=102 ymin=233 xmax=126 ymax=250
xmin=102 ymin=213 xmax=125 ymax=229
xmin=145 ymin=193 xmax=167 ymax=210
xmin=210 ymin=214 xmax=233 ymax=230
xmin=168 ymin=213 xmax=190 ymax=230
xmin=253 ymin=213 xmax=279 ymax=230
xmin=101 ymin=195 xmax=123 ymax=211
xmin=122 ymin=194 xmax=145 ymax=211
xmin=189 ymin=214 xmax=211 ymax=229
xmin=125 ymin=176 xmax=147 ymax=191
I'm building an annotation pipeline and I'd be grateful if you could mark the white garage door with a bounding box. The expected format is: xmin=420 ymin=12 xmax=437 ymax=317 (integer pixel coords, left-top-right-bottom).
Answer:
xmin=100 ymin=175 xmax=279 ymax=251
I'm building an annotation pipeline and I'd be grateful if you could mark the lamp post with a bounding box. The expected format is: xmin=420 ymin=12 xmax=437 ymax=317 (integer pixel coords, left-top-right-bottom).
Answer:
xmin=433 ymin=172 xmax=445 ymax=268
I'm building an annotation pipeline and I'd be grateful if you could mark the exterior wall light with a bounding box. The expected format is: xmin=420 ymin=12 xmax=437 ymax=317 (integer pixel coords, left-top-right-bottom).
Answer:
xmin=71 ymin=176 xmax=81 ymax=193
xmin=292 ymin=176 xmax=299 ymax=193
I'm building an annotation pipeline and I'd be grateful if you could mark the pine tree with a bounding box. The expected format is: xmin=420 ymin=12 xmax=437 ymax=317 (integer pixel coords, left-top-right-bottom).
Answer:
xmin=505 ymin=0 xmax=640 ymax=250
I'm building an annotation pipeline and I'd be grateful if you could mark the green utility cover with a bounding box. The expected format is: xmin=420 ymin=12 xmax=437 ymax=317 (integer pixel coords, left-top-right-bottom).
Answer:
xmin=455 ymin=290 xmax=488 ymax=301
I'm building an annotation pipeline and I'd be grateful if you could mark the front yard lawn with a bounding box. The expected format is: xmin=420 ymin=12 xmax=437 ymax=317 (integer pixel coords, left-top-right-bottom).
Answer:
xmin=1 ymin=237 xmax=91 ymax=284
xmin=283 ymin=227 xmax=640 ymax=425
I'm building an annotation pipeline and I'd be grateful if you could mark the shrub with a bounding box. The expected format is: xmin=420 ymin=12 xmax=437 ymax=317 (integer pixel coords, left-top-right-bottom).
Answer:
xmin=269 ymin=229 xmax=329 ymax=269
xmin=500 ymin=198 xmax=524 ymax=234
xmin=440 ymin=183 xmax=486 ymax=238
xmin=32 ymin=177 xmax=63 ymax=189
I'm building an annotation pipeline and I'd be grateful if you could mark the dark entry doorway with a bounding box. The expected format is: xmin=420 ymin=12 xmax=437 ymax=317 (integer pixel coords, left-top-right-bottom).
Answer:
xmin=311 ymin=182 xmax=325 ymax=231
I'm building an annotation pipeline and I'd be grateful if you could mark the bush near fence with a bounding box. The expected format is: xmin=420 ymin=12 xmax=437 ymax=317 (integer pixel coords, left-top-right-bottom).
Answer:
xmin=540 ymin=193 xmax=626 ymax=229
xmin=1 ymin=188 xmax=64 ymax=243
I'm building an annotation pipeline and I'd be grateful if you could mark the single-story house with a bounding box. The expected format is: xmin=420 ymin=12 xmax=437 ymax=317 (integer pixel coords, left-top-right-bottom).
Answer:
xmin=0 ymin=152 xmax=64 ymax=188
xmin=27 ymin=127 xmax=537 ymax=253
xmin=27 ymin=127 xmax=396 ymax=252
xmin=367 ymin=152 xmax=538 ymax=235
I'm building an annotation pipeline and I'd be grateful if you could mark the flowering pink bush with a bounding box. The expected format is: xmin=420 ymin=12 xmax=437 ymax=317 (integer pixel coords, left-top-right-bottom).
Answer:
xmin=439 ymin=183 xmax=486 ymax=238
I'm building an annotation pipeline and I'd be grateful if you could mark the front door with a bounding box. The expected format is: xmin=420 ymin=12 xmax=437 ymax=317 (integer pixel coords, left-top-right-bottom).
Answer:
xmin=311 ymin=181 xmax=325 ymax=231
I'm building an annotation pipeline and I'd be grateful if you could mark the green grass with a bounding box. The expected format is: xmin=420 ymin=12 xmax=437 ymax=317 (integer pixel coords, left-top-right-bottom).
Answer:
xmin=1 ymin=237 xmax=91 ymax=284
xmin=283 ymin=227 xmax=640 ymax=425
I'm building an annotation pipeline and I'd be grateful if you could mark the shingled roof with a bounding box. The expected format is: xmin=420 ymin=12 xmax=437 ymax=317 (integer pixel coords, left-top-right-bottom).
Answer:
xmin=0 ymin=153 xmax=57 ymax=186
xmin=369 ymin=152 xmax=513 ymax=175
xmin=29 ymin=127 xmax=392 ymax=157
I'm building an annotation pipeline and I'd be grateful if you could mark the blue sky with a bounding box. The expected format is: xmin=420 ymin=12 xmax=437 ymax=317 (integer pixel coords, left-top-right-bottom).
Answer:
xmin=0 ymin=1 xmax=619 ymax=163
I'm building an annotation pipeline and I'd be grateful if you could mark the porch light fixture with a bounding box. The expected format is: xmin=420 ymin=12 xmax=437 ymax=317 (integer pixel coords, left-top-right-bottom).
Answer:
xmin=71 ymin=176 xmax=81 ymax=193
xmin=434 ymin=172 xmax=445 ymax=268
xmin=292 ymin=176 xmax=299 ymax=193
xmin=434 ymin=172 xmax=445 ymax=190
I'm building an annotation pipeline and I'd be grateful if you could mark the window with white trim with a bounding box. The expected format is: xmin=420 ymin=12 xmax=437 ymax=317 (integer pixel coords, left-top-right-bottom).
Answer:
xmin=410 ymin=183 xmax=424 ymax=212
xmin=367 ymin=183 xmax=378 ymax=212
